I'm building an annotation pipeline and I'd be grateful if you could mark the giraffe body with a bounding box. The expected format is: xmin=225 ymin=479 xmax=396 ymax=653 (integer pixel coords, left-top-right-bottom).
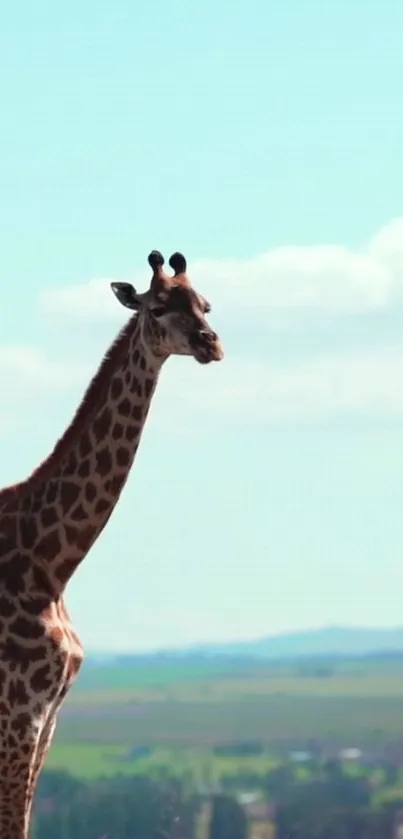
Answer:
xmin=0 ymin=250 xmax=223 ymax=836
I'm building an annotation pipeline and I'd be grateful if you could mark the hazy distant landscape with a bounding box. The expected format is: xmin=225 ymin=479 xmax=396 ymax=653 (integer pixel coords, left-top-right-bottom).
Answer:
xmin=32 ymin=628 xmax=403 ymax=837
xmin=86 ymin=625 xmax=403 ymax=663
xmin=48 ymin=626 xmax=403 ymax=775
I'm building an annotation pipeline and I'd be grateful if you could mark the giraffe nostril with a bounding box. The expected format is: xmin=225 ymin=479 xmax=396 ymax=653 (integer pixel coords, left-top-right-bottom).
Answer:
xmin=199 ymin=329 xmax=217 ymax=344
xmin=190 ymin=327 xmax=222 ymax=362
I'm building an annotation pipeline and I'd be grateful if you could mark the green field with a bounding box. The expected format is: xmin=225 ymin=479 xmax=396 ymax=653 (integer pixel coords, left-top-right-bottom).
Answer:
xmin=46 ymin=654 xmax=403 ymax=778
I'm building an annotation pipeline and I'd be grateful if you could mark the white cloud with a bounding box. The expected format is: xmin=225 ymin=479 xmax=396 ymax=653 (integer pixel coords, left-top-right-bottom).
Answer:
xmin=39 ymin=278 xmax=127 ymax=323
xmin=5 ymin=340 xmax=403 ymax=434
xmin=0 ymin=346 xmax=90 ymax=441
xmin=39 ymin=218 xmax=403 ymax=320
xmin=158 ymin=346 xmax=403 ymax=425
xmin=2 ymin=337 xmax=403 ymax=436
xmin=370 ymin=218 xmax=403 ymax=271
xmin=0 ymin=346 xmax=89 ymax=389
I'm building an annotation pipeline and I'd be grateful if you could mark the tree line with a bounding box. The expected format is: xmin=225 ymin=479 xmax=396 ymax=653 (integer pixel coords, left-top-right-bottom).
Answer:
xmin=32 ymin=755 xmax=403 ymax=839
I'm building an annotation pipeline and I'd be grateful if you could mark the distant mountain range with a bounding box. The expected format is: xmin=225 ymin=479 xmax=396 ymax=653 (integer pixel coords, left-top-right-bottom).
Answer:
xmin=88 ymin=626 xmax=403 ymax=663
xmin=188 ymin=626 xmax=403 ymax=659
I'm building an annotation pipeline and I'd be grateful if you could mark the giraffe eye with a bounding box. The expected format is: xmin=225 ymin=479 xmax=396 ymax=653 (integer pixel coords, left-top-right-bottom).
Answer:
xmin=151 ymin=306 xmax=166 ymax=319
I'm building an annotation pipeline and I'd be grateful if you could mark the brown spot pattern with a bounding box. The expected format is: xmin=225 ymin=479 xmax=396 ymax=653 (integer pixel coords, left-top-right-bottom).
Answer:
xmin=65 ymin=525 xmax=78 ymax=544
xmin=126 ymin=425 xmax=138 ymax=442
xmin=20 ymin=518 xmax=37 ymax=550
xmin=7 ymin=679 xmax=29 ymax=705
xmin=75 ymin=525 xmax=97 ymax=552
xmin=70 ymin=504 xmax=87 ymax=522
xmin=112 ymin=422 xmax=124 ymax=439
xmin=85 ymin=482 xmax=97 ymax=503
xmin=30 ymin=665 xmax=52 ymax=692
xmin=54 ymin=557 xmax=80 ymax=582
xmin=0 ymin=554 xmax=30 ymax=597
xmin=32 ymin=565 xmax=53 ymax=596
xmin=34 ymin=530 xmax=61 ymax=562
xmin=117 ymin=398 xmax=131 ymax=417
xmin=111 ymin=377 xmax=123 ymax=400
xmin=95 ymin=499 xmax=110 ymax=516
xmin=116 ymin=447 xmax=130 ymax=468
xmin=60 ymin=482 xmax=80 ymax=513
xmin=0 ymin=516 xmax=19 ymax=554
xmin=93 ymin=407 xmax=112 ymax=442
xmin=78 ymin=459 xmax=90 ymax=478
xmin=105 ymin=475 xmax=124 ymax=495
xmin=96 ymin=448 xmax=112 ymax=477
xmin=0 ymin=597 xmax=16 ymax=619
xmin=79 ymin=434 xmax=92 ymax=459
xmin=22 ymin=595 xmax=50 ymax=616
xmin=46 ymin=481 xmax=58 ymax=504
xmin=145 ymin=378 xmax=154 ymax=398
xmin=65 ymin=451 xmax=78 ymax=474
xmin=41 ymin=507 xmax=58 ymax=528
xmin=9 ymin=616 xmax=44 ymax=640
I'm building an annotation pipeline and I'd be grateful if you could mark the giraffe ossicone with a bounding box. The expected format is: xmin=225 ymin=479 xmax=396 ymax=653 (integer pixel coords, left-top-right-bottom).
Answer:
xmin=0 ymin=249 xmax=223 ymax=838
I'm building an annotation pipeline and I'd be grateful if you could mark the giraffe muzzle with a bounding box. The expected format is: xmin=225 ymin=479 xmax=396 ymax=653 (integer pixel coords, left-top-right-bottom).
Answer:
xmin=191 ymin=329 xmax=224 ymax=364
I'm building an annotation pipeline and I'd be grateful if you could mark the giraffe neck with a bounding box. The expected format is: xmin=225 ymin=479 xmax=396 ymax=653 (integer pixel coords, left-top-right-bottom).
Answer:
xmin=2 ymin=316 xmax=165 ymax=593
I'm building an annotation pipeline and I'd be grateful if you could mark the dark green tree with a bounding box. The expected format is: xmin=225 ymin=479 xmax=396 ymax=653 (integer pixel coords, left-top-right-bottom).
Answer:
xmin=209 ymin=794 xmax=248 ymax=839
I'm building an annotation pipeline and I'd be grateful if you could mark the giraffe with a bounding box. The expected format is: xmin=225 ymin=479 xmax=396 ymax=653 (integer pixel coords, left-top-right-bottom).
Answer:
xmin=0 ymin=249 xmax=224 ymax=838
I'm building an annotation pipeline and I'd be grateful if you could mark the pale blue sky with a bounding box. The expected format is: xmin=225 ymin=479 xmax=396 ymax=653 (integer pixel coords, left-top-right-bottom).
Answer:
xmin=1 ymin=0 xmax=403 ymax=650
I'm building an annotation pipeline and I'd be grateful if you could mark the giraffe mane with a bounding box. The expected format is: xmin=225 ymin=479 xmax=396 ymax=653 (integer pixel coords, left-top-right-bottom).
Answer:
xmin=0 ymin=317 xmax=137 ymax=508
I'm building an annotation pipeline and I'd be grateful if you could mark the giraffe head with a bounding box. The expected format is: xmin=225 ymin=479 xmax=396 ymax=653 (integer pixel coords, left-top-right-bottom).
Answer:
xmin=110 ymin=251 xmax=224 ymax=365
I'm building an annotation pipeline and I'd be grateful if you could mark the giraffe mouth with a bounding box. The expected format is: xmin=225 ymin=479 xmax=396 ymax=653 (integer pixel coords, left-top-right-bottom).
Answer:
xmin=191 ymin=329 xmax=224 ymax=364
xmin=194 ymin=343 xmax=224 ymax=364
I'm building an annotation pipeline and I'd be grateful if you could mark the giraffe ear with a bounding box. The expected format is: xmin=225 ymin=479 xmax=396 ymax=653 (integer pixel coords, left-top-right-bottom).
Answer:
xmin=110 ymin=282 xmax=141 ymax=310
